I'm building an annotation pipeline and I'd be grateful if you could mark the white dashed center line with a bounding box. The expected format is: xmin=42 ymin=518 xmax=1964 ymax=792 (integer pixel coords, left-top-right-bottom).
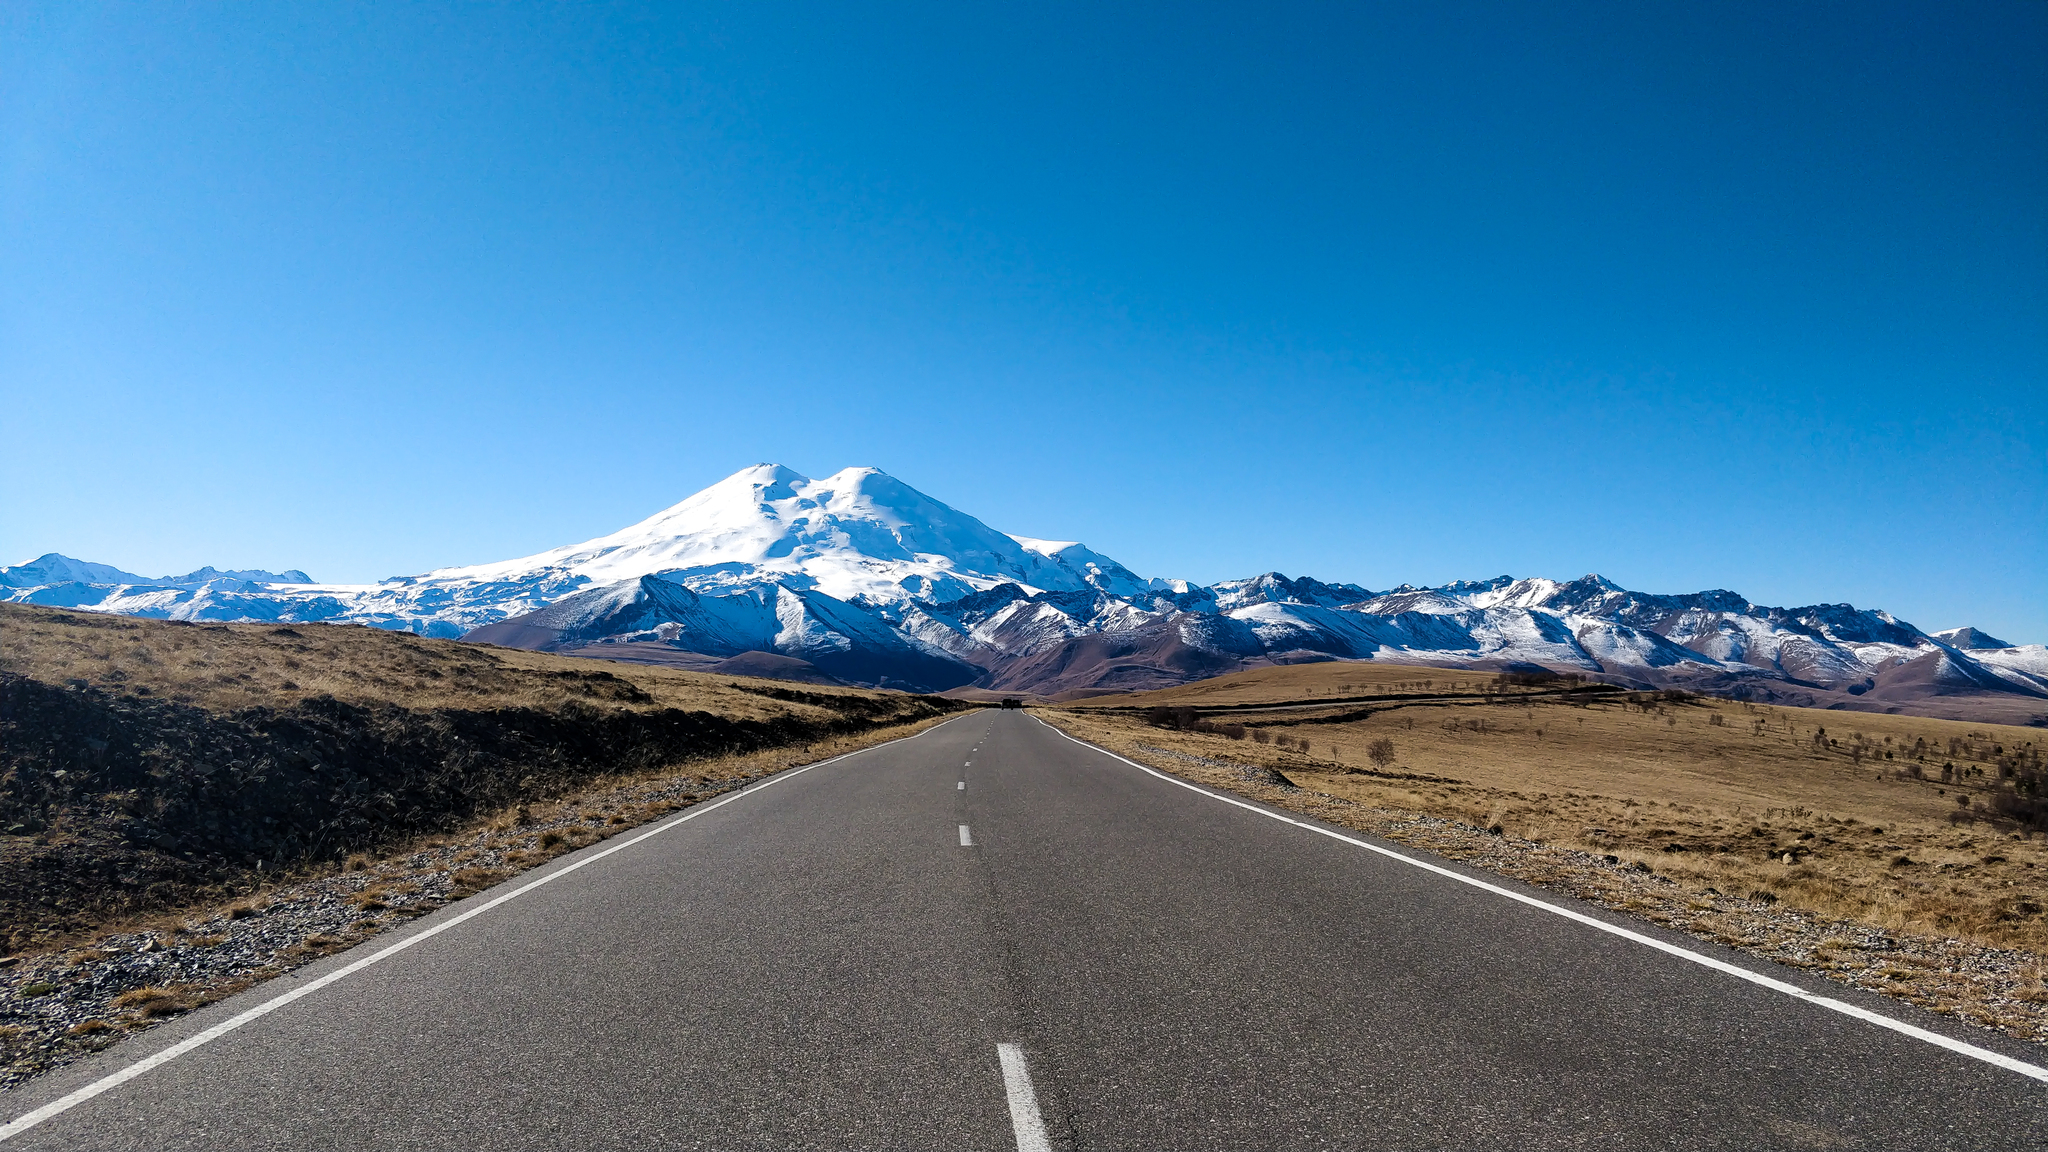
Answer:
xmin=959 ymin=824 xmax=974 ymax=847
xmin=957 ymin=781 xmax=965 ymax=790
xmin=996 ymin=1042 xmax=1050 ymax=1152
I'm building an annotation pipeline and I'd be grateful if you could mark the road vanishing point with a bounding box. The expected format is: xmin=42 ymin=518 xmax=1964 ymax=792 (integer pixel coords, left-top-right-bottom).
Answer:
xmin=3 ymin=710 xmax=2042 ymax=1150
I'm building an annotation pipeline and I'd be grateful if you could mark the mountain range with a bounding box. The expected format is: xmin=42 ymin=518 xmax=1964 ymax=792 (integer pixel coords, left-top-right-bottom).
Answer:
xmin=7 ymin=464 xmax=2044 ymax=722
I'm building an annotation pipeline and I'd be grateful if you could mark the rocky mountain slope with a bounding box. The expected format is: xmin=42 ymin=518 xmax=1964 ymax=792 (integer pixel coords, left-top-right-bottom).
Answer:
xmin=7 ymin=465 xmax=2043 ymax=720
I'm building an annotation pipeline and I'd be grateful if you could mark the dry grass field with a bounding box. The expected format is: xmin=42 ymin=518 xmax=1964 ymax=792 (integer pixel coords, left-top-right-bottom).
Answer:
xmin=1067 ymin=663 xmax=2047 ymax=951
xmin=1076 ymin=659 xmax=1518 ymax=707
xmin=0 ymin=602 xmax=883 ymax=722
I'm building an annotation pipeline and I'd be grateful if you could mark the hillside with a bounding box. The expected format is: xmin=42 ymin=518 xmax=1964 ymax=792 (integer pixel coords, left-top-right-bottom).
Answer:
xmin=0 ymin=603 xmax=965 ymax=954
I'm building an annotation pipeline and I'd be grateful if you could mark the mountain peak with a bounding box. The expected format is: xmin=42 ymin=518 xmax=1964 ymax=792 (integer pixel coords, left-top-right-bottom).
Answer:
xmin=1935 ymin=626 xmax=2014 ymax=651
xmin=0 ymin=553 xmax=151 ymax=589
xmin=715 ymin=463 xmax=809 ymax=500
xmin=407 ymin=464 xmax=1124 ymax=607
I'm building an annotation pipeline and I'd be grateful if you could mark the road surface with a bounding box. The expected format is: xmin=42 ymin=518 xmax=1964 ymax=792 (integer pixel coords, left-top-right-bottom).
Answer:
xmin=2 ymin=709 xmax=2042 ymax=1149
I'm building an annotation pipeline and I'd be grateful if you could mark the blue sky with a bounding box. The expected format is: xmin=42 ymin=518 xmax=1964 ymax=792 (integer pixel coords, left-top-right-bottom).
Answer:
xmin=3 ymin=2 xmax=2043 ymax=640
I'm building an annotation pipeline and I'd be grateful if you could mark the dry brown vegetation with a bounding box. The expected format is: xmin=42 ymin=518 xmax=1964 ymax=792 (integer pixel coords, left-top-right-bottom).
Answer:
xmin=0 ymin=602 xmax=889 ymax=720
xmin=1076 ymin=660 xmax=1524 ymax=707
xmin=1068 ymin=663 xmax=2046 ymax=950
xmin=0 ymin=602 xmax=966 ymax=954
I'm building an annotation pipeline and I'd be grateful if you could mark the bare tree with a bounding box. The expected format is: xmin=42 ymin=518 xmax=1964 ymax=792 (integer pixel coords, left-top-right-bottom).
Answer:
xmin=1367 ymin=738 xmax=1396 ymax=770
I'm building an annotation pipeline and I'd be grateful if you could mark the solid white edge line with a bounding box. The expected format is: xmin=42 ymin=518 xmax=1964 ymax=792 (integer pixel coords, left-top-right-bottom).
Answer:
xmin=960 ymin=824 xmax=974 ymax=846
xmin=1034 ymin=717 xmax=2048 ymax=1086
xmin=0 ymin=713 xmax=977 ymax=1142
xmin=996 ymin=1042 xmax=1051 ymax=1152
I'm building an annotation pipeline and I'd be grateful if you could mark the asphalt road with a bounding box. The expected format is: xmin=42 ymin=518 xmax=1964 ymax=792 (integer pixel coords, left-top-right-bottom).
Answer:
xmin=3 ymin=710 xmax=2042 ymax=1150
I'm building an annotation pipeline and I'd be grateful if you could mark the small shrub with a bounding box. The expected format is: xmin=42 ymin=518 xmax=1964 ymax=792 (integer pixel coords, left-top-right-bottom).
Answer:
xmin=450 ymin=867 xmax=505 ymax=888
xmin=20 ymin=982 xmax=56 ymax=997
xmin=112 ymin=985 xmax=192 ymax=1018
xmin=1146 ymin=706 xmax=1202 ymax=730
xmin=67 ymin=1019 xmax=114 ymax=1037
xmin=538 ymin=830 xmax=564 ymax=849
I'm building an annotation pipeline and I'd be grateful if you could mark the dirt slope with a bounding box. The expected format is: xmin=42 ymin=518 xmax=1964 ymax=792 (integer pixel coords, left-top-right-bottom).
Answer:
xmin=0 ymin=604 xmax=964 ymax=953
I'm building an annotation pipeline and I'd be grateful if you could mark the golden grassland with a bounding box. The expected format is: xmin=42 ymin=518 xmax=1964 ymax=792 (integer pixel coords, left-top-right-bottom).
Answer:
xmin=0 ymin=602 xmax=884 ymax=721
xmin=1062 ymin=661 xmax=2047 ymax=955
xmin=1070 ymin=659 xmax=1510 ymax=706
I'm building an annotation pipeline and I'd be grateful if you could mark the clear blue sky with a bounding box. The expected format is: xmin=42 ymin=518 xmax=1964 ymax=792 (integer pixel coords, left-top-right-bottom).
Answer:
xmin=4 ymin=2 xmax=2043 ymax=641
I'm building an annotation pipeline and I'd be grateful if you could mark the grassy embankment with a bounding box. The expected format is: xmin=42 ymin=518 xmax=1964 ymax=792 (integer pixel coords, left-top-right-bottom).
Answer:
xmin=1048 ymin=661 xmax=2048 ymax=1040
xmin=0 ymin=602 xmax=967 ymax=954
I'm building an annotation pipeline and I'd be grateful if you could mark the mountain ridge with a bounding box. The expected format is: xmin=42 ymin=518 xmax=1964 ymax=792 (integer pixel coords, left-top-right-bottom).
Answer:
xmin=6 ymin=465 xmax=2042 ymax=720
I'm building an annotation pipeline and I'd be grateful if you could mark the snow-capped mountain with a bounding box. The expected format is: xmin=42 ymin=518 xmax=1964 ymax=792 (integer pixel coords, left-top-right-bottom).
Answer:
xmin=0 ymin=555 xmax=311 ymax=591
xmin=6 ymin=464 xmax=2042 ymax=716
xmin=417 ymin=464 xmax=1158 ymax=607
